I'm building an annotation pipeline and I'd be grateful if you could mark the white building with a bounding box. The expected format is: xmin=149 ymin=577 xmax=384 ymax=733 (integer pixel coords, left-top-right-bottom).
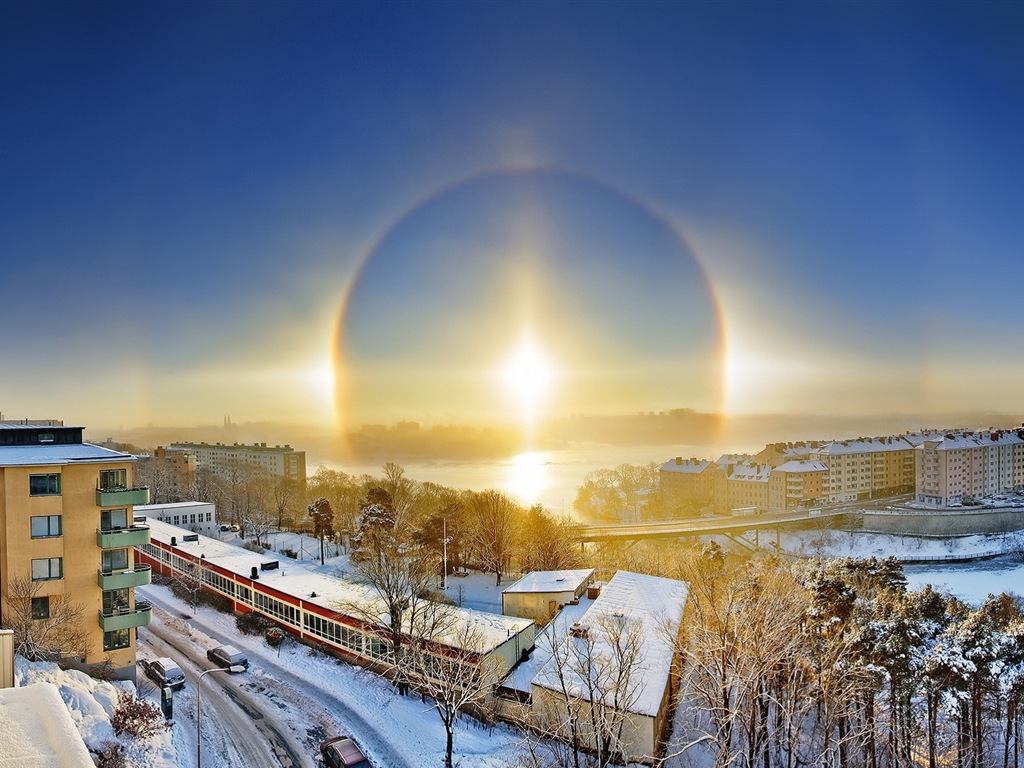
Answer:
xmin=502 ymin=569 xmax=595 ymax=623
xmin=135 ymin=501 xmax=218 ymax=536
xmin=168 ymin=441 xmax=306 ymax=483
xmin=500 ymin=570 xmax=688 ymax=764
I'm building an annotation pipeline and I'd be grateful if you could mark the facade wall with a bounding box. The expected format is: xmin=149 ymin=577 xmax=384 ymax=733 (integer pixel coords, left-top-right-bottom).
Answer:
xmin=169 ymin=442 xmax=306 ymax=483
xmin=503 ymin=590 xmax=578 ymax=622
xmin=0 ymin=458 xmax=145 ymax=678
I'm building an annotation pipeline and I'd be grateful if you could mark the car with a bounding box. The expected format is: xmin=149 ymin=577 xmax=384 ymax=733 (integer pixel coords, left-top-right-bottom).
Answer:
xmin=141 ymin=657 xmax=185 ymax=690
xmin=206 ymin=644 xmax=249 ymax=671
xmin=320 ymin=736 xmax=370 ymax=768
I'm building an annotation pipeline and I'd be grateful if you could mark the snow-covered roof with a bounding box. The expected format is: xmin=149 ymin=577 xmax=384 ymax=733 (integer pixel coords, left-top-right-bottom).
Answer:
xmin=503 ymin=569 xmax=594 ymax=595
xmin=715 ymin=453 xmax=753 ymax=466
xmin=0 ymin=682 xmax=95 ymax=767
xmin=660 ymin=458 xmax=714 ymax=474
xmin=0 ymin=442 xmax=134 ymax=467
xmin=725 ymin=463 xmax=771 ymax=483
xmin=814 ymin=435 xmax=919 ymax=456
xmin=774 ymin=460 xmax=829 ymax=474
xmin=145 ymin=519 xmax=531 ymax=656
xmin=531 ymin=570 xmax=688 ymax=718
xmin=136 ymin=501 xmax=213 ymax=512
xmin=917 ymin=430 xmax=1024 ymax=451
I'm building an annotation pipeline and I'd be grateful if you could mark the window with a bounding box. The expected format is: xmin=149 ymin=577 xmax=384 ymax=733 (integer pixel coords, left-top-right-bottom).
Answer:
xmin=102 ymin=589 xmax=130 ymax=614
xmin=100 ymin=508 xmax=128 ymax=531
xmin=101 ymin=548 xmax=129 ymax=573
xmin=30 ymin=515 xmax=62 ymax=538
xmin=99 ymin=469 xmax=127 ymax=490
xmin=29 ymin=474 xmax=61 ymax=496
xmin=31 ymin=596 xmax=50 ymax=619
xmin=103 ymin=629 xmax=131 ymax=651
xmin=31 ymin=557 xmax=62 ymax=581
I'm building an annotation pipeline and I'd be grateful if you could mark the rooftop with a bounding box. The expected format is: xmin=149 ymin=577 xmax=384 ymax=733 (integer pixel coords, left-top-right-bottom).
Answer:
xmin=502 ymin=569 xmax=595 ymax=594
xmin=0 ymin=442 xmax=134 ymax=467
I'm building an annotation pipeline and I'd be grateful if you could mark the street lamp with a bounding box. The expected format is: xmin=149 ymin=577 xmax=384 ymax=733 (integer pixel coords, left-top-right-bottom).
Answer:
xmin=196 ymin=665 xmax=244 ymax=768
xmin=441 ymin=517 xmax=453 ymax=590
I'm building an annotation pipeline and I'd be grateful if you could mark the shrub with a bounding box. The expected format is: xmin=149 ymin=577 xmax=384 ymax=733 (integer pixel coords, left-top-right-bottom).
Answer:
xmin=110 ymin=691 xmax=169 ymax=740
xmin=242 ymin=541 xmax=266 ymax=554
xmin=236 ymin=612 xmax=272 ymax=636
xmin=265 ymin=627 xmax=285 ymax=647
xmin=92 ymin=741 xmax=127 ymax=768
xmin=281 ymin=548 xmax=297 ymax=559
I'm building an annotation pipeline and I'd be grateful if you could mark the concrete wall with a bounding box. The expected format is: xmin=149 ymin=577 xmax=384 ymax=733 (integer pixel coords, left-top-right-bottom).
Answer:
xmin=861 ymin=508 xmax=1024 ymax=536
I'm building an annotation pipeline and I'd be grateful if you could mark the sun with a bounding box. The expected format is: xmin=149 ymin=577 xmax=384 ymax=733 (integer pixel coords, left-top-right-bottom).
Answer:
xmin=502 ymin=339 xmax=554 ymax=410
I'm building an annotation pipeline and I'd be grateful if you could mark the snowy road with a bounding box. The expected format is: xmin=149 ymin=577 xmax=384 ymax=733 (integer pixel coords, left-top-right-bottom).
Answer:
xmin=140 ymin=607 xmax=312 ymax=768
xmin=138 ymin=586 xmax=414 ymax=768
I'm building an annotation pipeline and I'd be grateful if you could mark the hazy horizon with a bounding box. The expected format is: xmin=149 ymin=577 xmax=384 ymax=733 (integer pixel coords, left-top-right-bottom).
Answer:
xmin=3 ymin=3 xmax=1022 ymax=435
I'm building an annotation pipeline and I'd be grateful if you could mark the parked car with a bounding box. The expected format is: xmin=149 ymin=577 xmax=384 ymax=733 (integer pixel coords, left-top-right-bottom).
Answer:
xmin=141 ymin=657 xmax=185 ymax=690
xmin=320 ymin=736 xmax=370 ymax=768
xmin=206 ymin=644 xmax=249 ymax=671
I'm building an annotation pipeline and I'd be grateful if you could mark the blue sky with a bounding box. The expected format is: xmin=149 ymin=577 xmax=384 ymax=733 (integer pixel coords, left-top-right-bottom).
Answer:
xmin=1 ymin=2 xmax=1022 ymax=430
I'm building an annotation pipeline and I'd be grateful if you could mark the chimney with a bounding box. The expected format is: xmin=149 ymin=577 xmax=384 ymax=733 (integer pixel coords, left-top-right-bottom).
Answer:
xmin=675 ymin=457 xmax=682 ymax=465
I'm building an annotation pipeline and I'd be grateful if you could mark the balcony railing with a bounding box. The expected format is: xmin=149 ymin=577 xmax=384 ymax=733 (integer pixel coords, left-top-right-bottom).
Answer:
xmin=98 ymin=601 xmax=152 ymax=632
xmin=96 ymin=486 xmax=150 ymax=507
xmin=96 ymin=525 xmax=151 ymax=549
xmin=97 ymin=564 xmax=152 ymax=590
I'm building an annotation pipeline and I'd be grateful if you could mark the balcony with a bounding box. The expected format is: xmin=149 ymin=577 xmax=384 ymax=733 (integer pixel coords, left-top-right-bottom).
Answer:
xmin=98 ymin=601 xmax=152 ymax=632
xmin=96 ymin=525 xmax=151 ymax=549
xmin=97 ymin=564 xmax=152 ymax=590
xmin=96 ymin=486 xmax=150 ymax=507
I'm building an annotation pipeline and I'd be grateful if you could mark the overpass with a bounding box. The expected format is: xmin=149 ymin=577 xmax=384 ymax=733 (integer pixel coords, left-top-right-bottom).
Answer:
xmin=578 ymin=509 xmax=852 ymax=544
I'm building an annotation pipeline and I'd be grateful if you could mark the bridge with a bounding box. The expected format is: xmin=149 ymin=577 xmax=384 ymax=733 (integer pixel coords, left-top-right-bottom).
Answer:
xmin=578 ymin=508 xmax=852 ymax=544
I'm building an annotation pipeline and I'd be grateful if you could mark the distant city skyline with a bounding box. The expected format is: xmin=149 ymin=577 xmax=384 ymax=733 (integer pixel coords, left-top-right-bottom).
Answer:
xmin=2 ymin=2 xmax=1022 ymax=434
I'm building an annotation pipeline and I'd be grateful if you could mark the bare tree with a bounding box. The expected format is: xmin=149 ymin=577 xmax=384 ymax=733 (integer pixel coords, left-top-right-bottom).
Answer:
xmin=530 ymin=612 xmax=647 ymax=768
xmin=271 ymin=476 xmax=300 ymax=530
xmin=468 ymin=489 xmax=521 ymax=586
xmin=169 ymin=558 xmax=206 ymax=614
xmin=3 ymin=576 xmax=88 ymax=662
xmin=402 ymin=615 xmax=493 ymax=768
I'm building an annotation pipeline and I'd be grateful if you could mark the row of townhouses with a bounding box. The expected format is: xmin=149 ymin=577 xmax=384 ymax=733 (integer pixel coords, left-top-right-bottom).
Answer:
xmin=661 ymin=427 xmax=1024 ymax=514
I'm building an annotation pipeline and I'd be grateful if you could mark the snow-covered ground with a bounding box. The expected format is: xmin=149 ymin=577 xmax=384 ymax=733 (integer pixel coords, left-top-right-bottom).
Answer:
xmin=13 ymin=525 xmax=1024 ymax=768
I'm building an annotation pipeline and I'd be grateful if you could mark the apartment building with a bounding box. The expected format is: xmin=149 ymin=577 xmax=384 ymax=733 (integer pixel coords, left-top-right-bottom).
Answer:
xmin=168 ymin=441 xmax=306 ymax=484
xmin=659 ymin=458 xmax=716 ymax=516
xmin=0 ymin=421 xmax=151 ymax=680
xmin=713 ymin=462 xmax=771 ymax=514
xmin=768 ymin=460 xmax=828 ymax=510
xmin=916 ymin=429 xmax=1024 ymax=506
xmin=813 ymin=436 xmax=917 ymax=504
xmin=134 ymin=445 xmax=197 ymax=502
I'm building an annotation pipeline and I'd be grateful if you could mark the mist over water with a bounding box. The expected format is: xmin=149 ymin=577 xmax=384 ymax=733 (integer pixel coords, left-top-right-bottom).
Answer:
xmin=324 ymin=442 xmax=705 ymax=514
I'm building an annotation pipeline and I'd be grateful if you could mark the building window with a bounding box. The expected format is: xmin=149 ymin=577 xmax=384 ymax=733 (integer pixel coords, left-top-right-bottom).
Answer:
xmin=31 ymin=557 xmax=63 ymax=581
xmin=99 ymin=469 xmax=127 ymax=490
xmin=102 ymin=589 xmax=130 ymax=614
xmin=30 ymin=515 xmax=62 ymax=538
xmin=29 ymin=474 xmax=61 ymax=496
xmin=100 ymin=508 xmax=128 ymax=531
xmin=101 ymin=548 xmax=129 ymax=572
xmin=31 ymin=596 xmax=50 ymax=619
xmin=103 ymin=629 xmax=131 ymax=651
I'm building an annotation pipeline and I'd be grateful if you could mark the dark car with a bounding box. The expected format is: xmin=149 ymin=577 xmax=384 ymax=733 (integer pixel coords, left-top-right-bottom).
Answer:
xmin=206 ymin=644 xmax=249 ymax=671
xmin=320 ymin=736 xmax=370 ymax=768
xmin=141 ymin=657 xmax=185 ymax=690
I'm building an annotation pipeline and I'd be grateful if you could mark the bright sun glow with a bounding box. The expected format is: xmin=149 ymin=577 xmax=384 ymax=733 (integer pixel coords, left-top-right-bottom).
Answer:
xmin=502 ymin=339 xmax=554 ymax=408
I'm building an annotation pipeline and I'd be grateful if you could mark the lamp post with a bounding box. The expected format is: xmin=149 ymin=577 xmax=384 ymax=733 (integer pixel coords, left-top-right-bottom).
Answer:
xmin=196 ymin=666 xmax=244 ymax=768
xmin=441 ymin=517 xmax=452 ymax=590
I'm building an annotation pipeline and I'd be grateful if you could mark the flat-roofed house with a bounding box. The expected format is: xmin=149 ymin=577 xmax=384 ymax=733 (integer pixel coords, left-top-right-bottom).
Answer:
xmin=501 ymin=568 xmax=595 ymax=623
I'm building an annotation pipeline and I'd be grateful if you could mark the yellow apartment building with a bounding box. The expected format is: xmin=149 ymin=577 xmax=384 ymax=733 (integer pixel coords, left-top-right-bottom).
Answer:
xmin=0 ymin=421 xmax=150 ymax=680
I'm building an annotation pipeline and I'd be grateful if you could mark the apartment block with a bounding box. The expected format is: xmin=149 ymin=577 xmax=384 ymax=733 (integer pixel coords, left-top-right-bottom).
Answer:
xmin=659 ymin=458 xmax=716 ymax=516
xmin=916 ymin=429 xmax=1024 ymax=506
xmin=0 ymin=421 xmax=151 ymax=680
xmin=713 ymin=462 xmax=771 ymax=514
xmin=813 ymin=436 xmax=917 ymax=504
xmin=168 ymin=441 xmax=306 ymax=484
xmin=768 ymin=460 xmax=828 ymax=510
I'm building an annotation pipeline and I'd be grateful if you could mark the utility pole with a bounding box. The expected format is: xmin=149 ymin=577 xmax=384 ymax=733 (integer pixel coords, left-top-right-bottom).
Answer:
xmin=442 ymin=517 xmax=449 ymax=590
